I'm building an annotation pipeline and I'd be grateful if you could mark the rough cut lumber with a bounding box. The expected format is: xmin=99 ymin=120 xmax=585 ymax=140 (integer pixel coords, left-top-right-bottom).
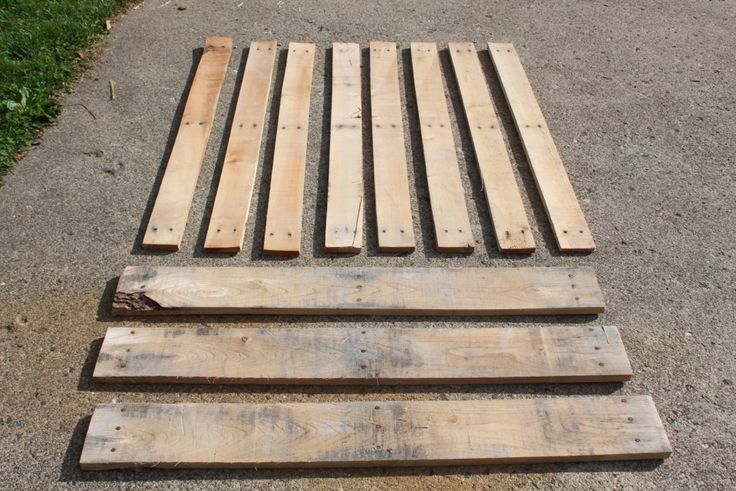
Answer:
xmin=325 ymin=43 xmax=363 ymax=253
xmin=112 ymin=265 xmax=605 ymax=315
xmin=94 ymin=325 xmax=631 ymax=384
xmin=369 ymin=41 xmax=415 ymax=252
xmin=449 ymin=42 xmax=535 ymax=254
xmin=262 ymin=42 xmax=316 ymax=256
xmin=142 ymin=37 xmax=233 ymax=251
xmin=488 ymin=43 xmax=595 ymax=253
xmin=203 ymin=41 xmax=277 ymax=253
xmin=80 ymin=396 xmax=671 ymax=469
xmin=410 ymin=42 xmax=474 ymax=253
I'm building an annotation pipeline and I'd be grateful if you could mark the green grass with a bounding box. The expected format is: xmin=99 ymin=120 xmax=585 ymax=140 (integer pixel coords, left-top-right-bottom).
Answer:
xmin=0 ymin=0 xmax=124 ymax=182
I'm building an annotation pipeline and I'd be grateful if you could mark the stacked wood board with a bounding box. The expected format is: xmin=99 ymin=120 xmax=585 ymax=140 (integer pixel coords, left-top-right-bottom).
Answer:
xmin=79 ymin=38 xmax=670 ymax=472
xmin=141 ymin=38 xmax=594 ymax=255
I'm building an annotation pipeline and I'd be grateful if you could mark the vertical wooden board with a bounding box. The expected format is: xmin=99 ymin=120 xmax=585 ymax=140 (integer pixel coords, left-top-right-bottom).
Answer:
xmin=488 ymin=43 xmax=595 ymax=253
xmin=325 ymin=43 xmax=363 ymax=253
xmin=80 ymin=396 xmax=671 ymax=469
xmin=448 ymin=42 xmax=535 ymax=254
xmin=203 ymin=41 xmax=276 ymax=253
xmin=112 ymin=265 xmax=605 ymax=316
xmin=370 ymin=41 xmax=416 ymax=252
xmin=410 ymin=42 xmax=474 ymax=253
xmin=142 ymin=37 xmax=232 ymax=251
xmin=93 ymin=325 xmax=632 ymax=384
xmin=262 ymin=42 xmax=316 ymax=256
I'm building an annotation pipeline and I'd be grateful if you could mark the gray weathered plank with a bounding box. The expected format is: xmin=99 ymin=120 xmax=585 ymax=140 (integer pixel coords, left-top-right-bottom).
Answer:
xmin=112 ymin=266 xmax=605 ymax=316
xmin=80 ymin=396 xmax=671 ymax=469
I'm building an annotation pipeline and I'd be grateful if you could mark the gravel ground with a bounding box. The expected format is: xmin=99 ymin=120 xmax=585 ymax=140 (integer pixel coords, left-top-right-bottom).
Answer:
xmin=0 ymin=0 xmax=734 ymax=489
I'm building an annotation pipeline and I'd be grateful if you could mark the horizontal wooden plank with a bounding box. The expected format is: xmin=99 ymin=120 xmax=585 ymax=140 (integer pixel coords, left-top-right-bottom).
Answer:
xmin=80 ymin=396 xmax=671 ymax=469
xmin=111 ymin=266 xmax=605 ymax=315
xmin=488 ymin=43 xmax=594 ymax=253
xmin=93 ymin=325 xmax=631 ymax=384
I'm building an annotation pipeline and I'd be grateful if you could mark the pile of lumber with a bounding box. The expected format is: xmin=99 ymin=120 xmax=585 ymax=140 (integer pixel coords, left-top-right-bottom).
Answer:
xmin=77 ymin=39 xmax=671 ymax=471
xmin=141 ymin=38 xmax=593 ymax=255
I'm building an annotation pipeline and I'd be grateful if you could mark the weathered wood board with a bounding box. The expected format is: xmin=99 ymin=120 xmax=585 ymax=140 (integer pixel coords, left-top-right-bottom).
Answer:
xmin=94 ymin=325 xmax=631 ymax=384
xmin=80 ymin=396 xmax=671 ymax=469
xmin=488 ymin=43 xmax=595 ymax=253
xmin=410 ymin=42 xmax=474 ymax=253
xmin=370 ymin=41 xmax=415 ymax=252
xmin=262 ymin=42 xmax=316 ymax=256
xmin=203 ymin=41 xmax=277 ymax=253
xmin=112 ymin=265 xmax=605 ymax=315
xmin=325 ymin=43 xmax=363 ymax=253
xmin=449 ymin=42 xmax=535 ymax=253
xmin=142 ymin=37 xmax=232 ymax=251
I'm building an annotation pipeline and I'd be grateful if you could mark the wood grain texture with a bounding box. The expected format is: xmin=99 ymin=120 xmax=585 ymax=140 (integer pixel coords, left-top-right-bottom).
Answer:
xmin=111 ymin=265 xmax=605 ymax=315
xmin=410 ymin=42 xmax=474 ymax=253
xmin=94 ymin=325 xmax=631 ymax=384
xmin=142 ymin=37 xmax=232 ymax=251
xmin=488 ymin=43 xmax=595 ymax=253
xmin=203 ymin=41 xmax=277 ymax=253
xmin=325 ymin=43 xmax=363 ymax=253
xmin=262 ymin=42 xmax=316 ymax=256
xmin=449 ymin=42 xmax=535 ymax=254
xmin=80 ymin=396 xmax=670 ymax=469
xmin=370 ymin=41 xmax=415 ymax=252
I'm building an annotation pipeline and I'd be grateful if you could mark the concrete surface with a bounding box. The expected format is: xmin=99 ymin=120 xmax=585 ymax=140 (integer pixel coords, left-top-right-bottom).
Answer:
xmin=0 ymin=0 xmax=734 ymax=488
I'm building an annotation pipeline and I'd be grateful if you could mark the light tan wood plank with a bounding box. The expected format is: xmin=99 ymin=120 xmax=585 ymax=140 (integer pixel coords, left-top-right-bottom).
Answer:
xmin=203 ymin=41 xmax=277 ymax=253
xmin=410 ymin=42 xmax=474 ymax=253
xmin=370 ymin=41 xmax=415 ymax=252
xmin=449 ymin=42 xmax=535 ymax=254
xmin=80 ymin=396 xmax=670 ymax=469
xmin=94 ymin=325 xmax=631 ymax=384
xmin=112 ymin=265 xmax=604 ymax=315
xmin=142 ymin=37 xmax=233 ymax=251
xmin=262 ymin=42 xmax=316 ymax=256
xmin=325 ymin=43 xmax=363 ymax=253
xmin=488 ymin=43 xmax=595 ymax=253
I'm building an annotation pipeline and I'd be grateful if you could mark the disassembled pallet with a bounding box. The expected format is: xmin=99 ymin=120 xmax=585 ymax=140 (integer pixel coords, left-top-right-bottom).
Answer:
xmin=79 ymin=39 xmax=670 ymax=472
xmin=142 ymin=38 xmax=594 ymax=255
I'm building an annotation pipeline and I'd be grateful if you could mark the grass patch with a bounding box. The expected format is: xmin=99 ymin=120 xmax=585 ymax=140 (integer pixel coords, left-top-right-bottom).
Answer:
xmin=0 ymin=0 xmax=125 ymax=182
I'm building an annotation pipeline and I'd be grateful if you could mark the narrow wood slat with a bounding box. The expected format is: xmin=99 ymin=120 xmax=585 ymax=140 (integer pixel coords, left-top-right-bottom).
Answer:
xmin=325 ymin=43 xmax=363 ymax=253
xmin=94 ymin=325 xmax=631 ymax=384
xmin=262 ymin=42 xmax=316 ymax=256
xmin=370 ymin=41 xmax=415 ymax=252
xmin=111 ymin=265 xmax=605 ymax=315
xmin=80 ymin=396 xmax=671 ymax=469
xmin=449 ymin=42 xmax=535 ymax=254
xmin=142 ymin=37 xmax=232 ymax=251
xmin=203 ymin=41 xmax=277 ymax=253
xmin=488 ymin=43 xmax=595 ymax=253
xmin=410 ymin=42 xmax=474 ymax=253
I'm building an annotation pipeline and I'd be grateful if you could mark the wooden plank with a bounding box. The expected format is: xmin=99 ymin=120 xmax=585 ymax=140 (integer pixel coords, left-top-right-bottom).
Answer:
xmin=111 ymin=265 xmax=604 ymax=315
xmin=94 ymin=325 xmax=631 ymax=384
xmin=80 ymin=396 xmax=671 ymax=469
xmin=262 ymin=42 xmax=316 ymax=256
xmin=410 ymin=42 xmax=474 ymax=253
xmin=203 ymin=41 xmax=277 ymax=253
xmin=325 ymin=43 xmax=363 ymax=253
xmin=488 ymin=43 xmax=595 ymax=253
xmin=448 ymin=42 xmax=535 ymax=254
xmin=142 ymin=37 xmax=233 ymax=251
xmin=370 ymin=41 xmax=415 ymax=252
